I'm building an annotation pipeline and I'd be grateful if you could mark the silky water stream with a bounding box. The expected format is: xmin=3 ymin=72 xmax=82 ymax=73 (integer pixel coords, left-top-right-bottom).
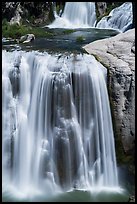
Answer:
xmin=2 ymin=50 xmax=128 ymax=202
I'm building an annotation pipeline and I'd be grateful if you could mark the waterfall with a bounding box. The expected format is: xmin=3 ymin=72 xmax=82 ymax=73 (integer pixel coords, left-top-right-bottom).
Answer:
xmin=2 ymin=50 xmax=119 ymax=197
xmin=96 ymin=3 xmax=133 ymax=32
xmin=47 ymin=2 xmax=132 ymax=32
xmin=48 ymin=2 xmax=96 ymax=28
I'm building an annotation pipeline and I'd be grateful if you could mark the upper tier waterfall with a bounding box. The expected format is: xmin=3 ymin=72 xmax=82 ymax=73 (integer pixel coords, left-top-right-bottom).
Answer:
xmin=96 ymin=3 xmax=133 ymax=32
xmin=48 ymin=2 xmax=96 ymax=29
xmin=48 ymin=2 xmax=133 ymax=32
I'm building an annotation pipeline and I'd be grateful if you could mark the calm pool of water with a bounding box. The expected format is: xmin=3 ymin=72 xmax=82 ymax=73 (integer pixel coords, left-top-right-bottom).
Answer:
xmin=2 ymin=188 xmax=130 ymax=202
xmin=2 ymin=27 xmax=119 ymax=53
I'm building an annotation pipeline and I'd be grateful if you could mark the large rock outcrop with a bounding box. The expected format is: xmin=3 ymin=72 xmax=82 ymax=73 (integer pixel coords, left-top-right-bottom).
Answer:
xmin=83 ymin=29 xmax=135 ymax=164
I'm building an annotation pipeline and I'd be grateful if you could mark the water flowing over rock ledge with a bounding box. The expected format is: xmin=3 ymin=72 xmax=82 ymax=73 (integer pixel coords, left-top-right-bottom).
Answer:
xmin=2 ymin=51 xmax=119 ymax=197
xmin=83 ymin=29 xmax=135 ymax=164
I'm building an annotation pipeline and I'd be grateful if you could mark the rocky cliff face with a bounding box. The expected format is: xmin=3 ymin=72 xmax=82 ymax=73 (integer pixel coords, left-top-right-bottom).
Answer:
xmin=2 ymin=2 xmax=54 ymax=25
xmin=83 ymin=29 xmax=135 ymax=165
xmin=96 ymin=2 xmax=107 ymax=17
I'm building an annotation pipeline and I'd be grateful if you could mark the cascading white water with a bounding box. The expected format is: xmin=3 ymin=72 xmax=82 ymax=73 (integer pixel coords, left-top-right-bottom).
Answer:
xmin=96 ymin=3 xmax=133 ymax=32
xmin=2 ymin=50 xmax=119 ymax=197
xmin=48 ymin=2 xmax=96 ymax=28
xmin=48 ymin=2 xmax=133 ymax=32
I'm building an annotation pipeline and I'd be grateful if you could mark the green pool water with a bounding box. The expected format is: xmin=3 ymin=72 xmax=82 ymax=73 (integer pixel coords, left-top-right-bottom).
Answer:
xmin=2 ymin=27 xmax=119 ymax=53
xmin=3 ymin=189 xmax=129 ymax=202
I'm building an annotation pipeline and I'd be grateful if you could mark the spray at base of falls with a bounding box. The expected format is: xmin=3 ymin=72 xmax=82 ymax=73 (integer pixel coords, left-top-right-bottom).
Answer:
xmin=2 ymin=50 xmax=119 ymax=197
xmin=48 ymin=2 xmax=133 ymax=32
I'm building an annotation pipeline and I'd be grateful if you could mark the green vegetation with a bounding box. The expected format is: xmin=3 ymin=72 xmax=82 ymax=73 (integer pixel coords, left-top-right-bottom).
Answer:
xmin=55 ymin=2 xmax=65 ymax=16
xmin=62 ymin=29 xmax=75 ymax=34
xmin=56 ymin=5 xmax=60 ymax=15
xmin=76 ymin=36 xmax=86 ymax=43
xmin=2 ymin=19 xmax=77 ymax=40
xmin=96 ymin=2 xmax=123 ymax=24
xmin=106 ymin=2 xmax=123 ymax=16
xmin=2 ymin=19 xmax=53 ymax=39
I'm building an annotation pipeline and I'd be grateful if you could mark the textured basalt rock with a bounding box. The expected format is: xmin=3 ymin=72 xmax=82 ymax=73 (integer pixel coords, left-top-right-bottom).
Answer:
xmin=83 ymin=29 xmax=135 ymax=163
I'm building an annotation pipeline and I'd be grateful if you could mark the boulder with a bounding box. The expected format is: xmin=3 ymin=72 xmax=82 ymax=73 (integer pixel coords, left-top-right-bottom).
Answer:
xmin=128 ymin=195 xmax=135 ymax=202
xmin=19 ymin=34 xmax=35 ymax=43
xmin=83 ymin=29 xmax=135 ymax=160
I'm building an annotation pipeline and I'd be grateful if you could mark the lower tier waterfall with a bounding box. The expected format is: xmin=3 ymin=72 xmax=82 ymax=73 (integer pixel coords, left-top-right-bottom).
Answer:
xmin=2 ymin=50 xmax=119 ymax=197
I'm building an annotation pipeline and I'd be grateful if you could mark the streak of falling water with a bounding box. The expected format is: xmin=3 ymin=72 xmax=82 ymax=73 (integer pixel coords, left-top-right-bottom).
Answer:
xmin=96 ymin=3 xmax=133 ymax=32
xmin=2 ymin=50 xmax=119 ymax=197
xmin=48 ymin=2 xmax=96 ymax=28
